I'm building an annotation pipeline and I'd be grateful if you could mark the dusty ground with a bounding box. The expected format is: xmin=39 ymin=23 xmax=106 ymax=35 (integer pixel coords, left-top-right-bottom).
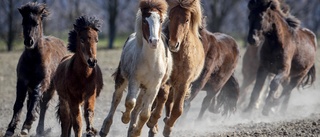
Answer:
xmin=0 ymin=47 xmax=319 ymax=137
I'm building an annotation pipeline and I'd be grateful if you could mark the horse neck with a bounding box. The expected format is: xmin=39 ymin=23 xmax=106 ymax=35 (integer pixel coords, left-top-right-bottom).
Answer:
xmin=72 ymin=52 xmax=94 ymax=78
xmin=267 ymin=11 xmax=293 ymax=46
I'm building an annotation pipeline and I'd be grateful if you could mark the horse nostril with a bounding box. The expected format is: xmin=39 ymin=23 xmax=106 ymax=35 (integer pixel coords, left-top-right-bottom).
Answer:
xmin=87 ymin=58 xmax=97 ymax=68
xmin=30 ymin=39 xmax=34 ymax=46
xmin=175 ymin=42 xmax=179 ymax=49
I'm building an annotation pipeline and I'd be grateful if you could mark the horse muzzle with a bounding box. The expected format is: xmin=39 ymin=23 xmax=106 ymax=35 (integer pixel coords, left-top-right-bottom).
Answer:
xmin=24 ymin=38 xmax=35 ymax=49
xmin=168 ymin=40 xmax=180 ymax=52
xmin=87 ymin=58 xmax=97 ymax=68
xmin=148 ymin=37 xmax=159 ymax=49
xmin=247 ymin=35 xmax=260 ymax=47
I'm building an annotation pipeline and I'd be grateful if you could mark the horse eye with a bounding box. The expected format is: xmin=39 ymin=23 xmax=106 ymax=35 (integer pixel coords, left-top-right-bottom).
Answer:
xmin=185 ymin=19 xmax=189 ymax=23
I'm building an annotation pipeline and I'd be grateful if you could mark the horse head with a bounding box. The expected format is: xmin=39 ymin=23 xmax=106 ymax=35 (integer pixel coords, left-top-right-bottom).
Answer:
xmin=167 ymin=0 xmax=202 ymax=52
xmin=68 ymin=16 xmax=101 ymax=68
xmin=139 ymin=0 xmax=168 ymax=49
xmin=18 ymin=2 xmax=49 ymax=49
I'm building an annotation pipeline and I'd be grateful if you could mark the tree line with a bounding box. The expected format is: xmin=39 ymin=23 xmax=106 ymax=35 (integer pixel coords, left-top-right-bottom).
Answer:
xmin=0 ymin=0 xmax=319 ymax=51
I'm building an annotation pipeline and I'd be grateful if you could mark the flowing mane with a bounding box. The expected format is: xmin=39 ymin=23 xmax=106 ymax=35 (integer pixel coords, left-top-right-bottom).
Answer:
xmin=18 ymin=2 xmax=49 ymax=18
xmin=139 ymin=0 xmax=168 ymax=18
xmin=68 ymin=16 xmax=101 ymax=53
xmin=167 ymin=0 xmax=202 ymax=34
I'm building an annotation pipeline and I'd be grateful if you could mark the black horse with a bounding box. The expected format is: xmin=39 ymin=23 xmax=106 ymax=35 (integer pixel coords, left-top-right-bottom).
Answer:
xmin=5 ymin=2 xmax=67 ymax=136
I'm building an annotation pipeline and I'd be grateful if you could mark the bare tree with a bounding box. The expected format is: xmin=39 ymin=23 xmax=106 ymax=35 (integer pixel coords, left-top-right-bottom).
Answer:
xmin=107 ymin=0 xmax=118 ymax=49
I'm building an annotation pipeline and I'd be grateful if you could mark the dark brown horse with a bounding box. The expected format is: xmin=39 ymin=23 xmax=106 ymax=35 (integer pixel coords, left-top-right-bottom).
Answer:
xmin=5 ymin=2 xmax=68 ymax=137
xmin=238 ymin=0 xmax=291 ymax=109
xmin=184 ymin=17 xmax=240 ymax=119
xmin=244 ymin=0 xmax=316 ymax=116
xmin=54 ymin=16 xmax=103 ymax=137
xmin=147 ymin=0 xmax=205 ymax=136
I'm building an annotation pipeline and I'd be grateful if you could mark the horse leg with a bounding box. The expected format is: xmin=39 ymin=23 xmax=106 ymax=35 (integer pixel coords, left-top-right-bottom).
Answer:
xmin=147 ymin=84 xmax=170 ymax=132
xmin=36 ymin=84 xmax=55 ymax=135
xmin=262 ymin=71 xmax=288 ymax=116
xmin=21 ymin=84 xmax=42 ymax=135
xmin=5 ymin=80 xmax=28 ymax=136
xmin=128 ymin=89 xmax=145 ymax=137
xmin=244 ymin=66 xmax=268 ymax=113
xmin=184 ymin=66 xmax=213 ymax=117
xmin=100 ymin=78 xmax=128 ymax=137
xmin=58 ymin=98 xmax=72 ymax=137
xmin=122 ymin=80 xmax=140 ymax=124
xmin=164 ymin=87 xmax=173 ymax=121
xmin=163 ymin=83 xmax=189 ymax=137
xmin=84 ymin=92 xmax=97 ymax=137
xmin=279 ymin=75 xmax=304 ymax=115
xmin=198 ymin=89 xmax=218 ymax=119
xmin=71 ymin=104 xmax=82 ymax=137
xmin=238 ymin=73 xmax=255 ymax=107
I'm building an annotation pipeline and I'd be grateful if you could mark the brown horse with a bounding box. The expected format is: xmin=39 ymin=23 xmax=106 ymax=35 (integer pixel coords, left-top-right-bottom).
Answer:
xmin=244 ymin=0 xmax=317 ymax=116
xmin=148 ymin=0 xmax=205 ymax=136
xmin=54 ymin=16 xmax=103 ymax=137
xmin=238 ymin=0 xmax=291 ymax=109
xmin=183 ymin=17 xmax=240 ymax=119
xmin=5 ymin=2 xmax=68 ymax=137
xmin=100 ymin=1 xmax=171 ymax=137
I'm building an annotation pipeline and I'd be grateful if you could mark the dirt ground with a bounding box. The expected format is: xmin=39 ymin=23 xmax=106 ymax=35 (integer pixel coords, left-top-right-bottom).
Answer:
xmin=0 ymin=47 xmax=319 ymax=137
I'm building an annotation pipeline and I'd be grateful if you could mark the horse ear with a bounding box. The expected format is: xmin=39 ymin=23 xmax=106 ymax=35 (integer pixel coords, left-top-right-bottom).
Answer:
xmin=18 ymin=8 xmax=23 ymax=16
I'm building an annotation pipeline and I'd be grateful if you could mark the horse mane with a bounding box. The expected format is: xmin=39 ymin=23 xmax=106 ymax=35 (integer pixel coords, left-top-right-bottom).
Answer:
xmin=167 ymin=0 xmax=203 ymax=34
xmin=18 ymin=2 xmax=49 ymax=19
xmin=139 ymin=0 xmax=168 ymax=19
xmin=68 ymin=16 xmax=102 ymax=53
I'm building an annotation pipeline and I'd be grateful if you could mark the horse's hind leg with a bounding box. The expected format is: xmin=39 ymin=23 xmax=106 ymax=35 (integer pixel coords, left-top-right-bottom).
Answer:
xmin=21 ymin=84 xmax=42 ymax=135
xmin=36 ymin=84 xmax=55 ymax=135
xmin=198 ymin=89 xmax=219 ymax=120
xmin=122 ymin=80 xmax=140 ymax=124
xmin=100 ymin=77 xmax=128 ymax=137
xmin=84 ymin=92 xmax=97 ymax=136
xmin=5 ymin=80 xmax=28 ymax=136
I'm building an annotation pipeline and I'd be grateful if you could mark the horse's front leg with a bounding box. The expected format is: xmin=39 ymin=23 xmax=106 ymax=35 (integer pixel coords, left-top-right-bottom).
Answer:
xmin=5 ymin=79 xmax=28 ymax=136
xmin=100 ymin=77 xmax=128 ymax=137
xmin=147 ymin=84 xmax=170 ymax=129
xmin=84 ymin=91 xmax=97 ymax=137
xmin=128 ymin=89 xmax=145 ymax=137
xmin=163 ymin=83 xmax=189 ymax=137
xmin=21 ymin=83 xmax=42 ymax=135
xmin=71 ymin=103 xmax=82 ymax=137
xmin=122 ymin=80 xmax=140 ymax=124
xmin=243 ymin=66 xmax=268 ymax=114
xmin=36 ymin=83 xmax=55 ymax=136
xmin=262 ymin=71 xmax=288 ymax=116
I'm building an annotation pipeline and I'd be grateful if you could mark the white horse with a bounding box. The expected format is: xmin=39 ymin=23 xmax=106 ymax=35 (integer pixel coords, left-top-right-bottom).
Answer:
xmin=100 ymin=0 xmax=171 ymax=137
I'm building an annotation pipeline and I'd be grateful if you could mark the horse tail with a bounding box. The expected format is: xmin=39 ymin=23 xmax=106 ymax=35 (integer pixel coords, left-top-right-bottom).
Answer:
xmin=299 ymin=64 xmax=316 ymax=88
xmin=216 ymin=74 xmax=239 ymax=116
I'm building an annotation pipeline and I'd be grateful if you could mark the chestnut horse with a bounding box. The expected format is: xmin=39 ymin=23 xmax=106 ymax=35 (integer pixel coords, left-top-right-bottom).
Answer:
xmin=244 ymin=0 xmax=316 ymax=116
xmin=99 ymin=0 xmax=172 ymax=137
xmin=148 ymin=0 xmax=205 ymax=136
xmin=54 ymin=16 xmax=103 ymax=137
xmin=184 ymin=17 xmax=240 ymax=119
xmin=5 ymin=2 xmax=68 ymax=136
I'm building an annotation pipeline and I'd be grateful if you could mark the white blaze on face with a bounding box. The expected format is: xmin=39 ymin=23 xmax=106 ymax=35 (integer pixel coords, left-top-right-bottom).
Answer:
xmin=146 ymin=11 xmax=161 ymax=48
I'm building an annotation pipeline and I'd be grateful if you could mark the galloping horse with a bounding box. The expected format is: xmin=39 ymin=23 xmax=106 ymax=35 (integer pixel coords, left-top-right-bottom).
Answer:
xmin=244 ymin=0 xmax=316 ymax=116
xmin=99 ymin=0 xmax=172 ymax=137
xmin=151 ymin=0 xmax=205 ymax=136
xmin=5 ymin=2 xmax=68 ymax=136
xmin=184 ymin=17 xmax=240 ymax=119
xmin=238 ymin=0 xmax=291 ymax=109
xmin=54 ymin=16 xmax=103 ymax=137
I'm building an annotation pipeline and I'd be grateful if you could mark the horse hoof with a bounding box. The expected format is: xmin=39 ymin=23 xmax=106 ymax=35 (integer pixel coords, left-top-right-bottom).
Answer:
xmin=4 ymin=131 xmax=14 ymax=137
xmin=21 ymin=128 xmax=29 ymax=135
xmin=163 ymin=125 xmax=172 ymax=137
xmin=121 ymin=114 xmax=130 ymax=124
